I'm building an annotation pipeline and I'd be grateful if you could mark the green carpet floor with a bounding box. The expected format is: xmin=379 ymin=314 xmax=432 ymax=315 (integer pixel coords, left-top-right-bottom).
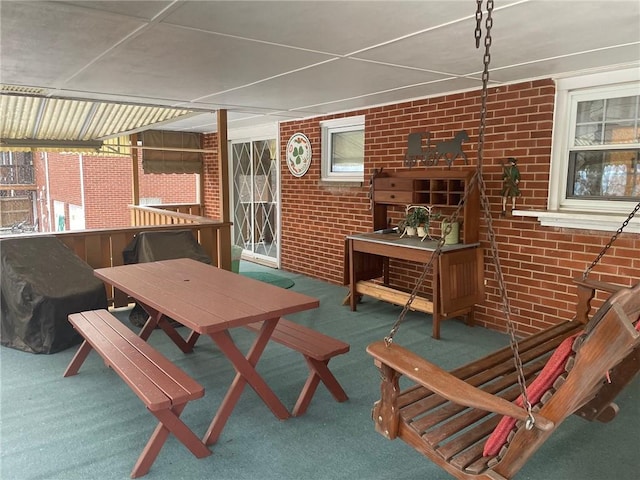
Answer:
xmin=240 ymin=270 xmax=294 ymax=289
xmin=1 ymin=261 xmax=638 ymax=480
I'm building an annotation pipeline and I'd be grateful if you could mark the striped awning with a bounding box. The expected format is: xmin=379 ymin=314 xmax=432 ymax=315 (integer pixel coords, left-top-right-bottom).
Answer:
xmin=0 ymin=87 xmax=200 ymax=155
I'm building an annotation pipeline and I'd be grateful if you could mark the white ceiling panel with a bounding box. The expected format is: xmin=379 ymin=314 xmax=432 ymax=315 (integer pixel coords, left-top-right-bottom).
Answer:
xmin=353 ymin=1 xmax=640 ymax=74
xmin=62 ymin=1 xmax=173 ymax=20
xmin=0 ymin=1 xmax=148 ymax=87
xmin=490 ymin=45 xmax=640 ymax=84
xmin=1 ymin=0 xmax=639 ymax=137
xmin=65 ymin=22 xmax=335 ymax=103
xmin=202 ymin=58 xmax=453 ymax=110
xmin=162 ymin=0 xmax=475 ymax=55
xmin=291 ymin=77 xmax=483 ymax=116
xmin=487 ymin=1 xmax=640 ymax=68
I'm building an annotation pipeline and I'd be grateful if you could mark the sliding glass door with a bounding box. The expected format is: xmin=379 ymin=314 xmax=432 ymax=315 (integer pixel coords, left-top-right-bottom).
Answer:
xmin=231 ymin=138 xmax=279 ymax=266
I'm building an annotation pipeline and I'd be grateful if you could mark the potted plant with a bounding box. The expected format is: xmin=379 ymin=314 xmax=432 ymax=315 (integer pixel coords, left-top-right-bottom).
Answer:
xmin=399 ymin=205 xmax=441 ymax=239
xmin=412 ymin=207 xmax=429 ymax=238
xmin=400 ymin=206 xmax=428 ymax=237
xmin=399 ymin=217 xmax=416 ymax=237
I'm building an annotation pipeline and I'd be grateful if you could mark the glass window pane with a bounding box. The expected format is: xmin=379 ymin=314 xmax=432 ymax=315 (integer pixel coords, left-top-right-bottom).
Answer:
xmin=568 ymin=151 xmax=604 ymax=197
xmin=574 ymin=124 xmax=602 ymax=146
xmin=603 ymin=121 xmax=636 ymax=144
xmin=576 ymin=99 xmax=603 ymax=123
xmin=568 ymin=149 xmax=639 ymax=199
xmin=331 ymin=130 xmax=364 ymax=173
xmin=604 ymin=96 xmax=637 ymax=121
xmin=575 ymin=96 xmax=640 ymax=147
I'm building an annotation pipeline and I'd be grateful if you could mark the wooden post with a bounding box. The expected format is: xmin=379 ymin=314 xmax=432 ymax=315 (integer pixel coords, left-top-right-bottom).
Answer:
xmin=198 ymin=133 xmax=205 ymax=207
xmin=130 ymin=134 xmax=140 ymax=226
xmin=217 ymin=110 xmax=232 ymax=270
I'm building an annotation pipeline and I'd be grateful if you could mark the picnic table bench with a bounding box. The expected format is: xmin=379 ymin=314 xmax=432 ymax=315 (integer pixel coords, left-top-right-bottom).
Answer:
xmin=63 ymin=309 xmax=210 ymax=478
xmin=244 ymin=317 xmax=350 ymax=415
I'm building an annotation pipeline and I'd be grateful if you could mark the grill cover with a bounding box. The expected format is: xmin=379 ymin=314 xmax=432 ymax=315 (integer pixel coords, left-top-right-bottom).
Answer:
xmin=122 ymin=230 xmax=212 ymax=327
xmin=1 ymin=236 xmax=107 ymax=354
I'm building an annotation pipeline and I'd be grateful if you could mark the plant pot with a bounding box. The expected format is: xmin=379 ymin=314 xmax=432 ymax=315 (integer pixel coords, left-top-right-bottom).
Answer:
xmin=417 ymin=225 xmax=428 ymax=238
xmin=442 ymin=220 xmax=460 ymax=244
xmin=405 ymin=226 xmax=417 ymax=236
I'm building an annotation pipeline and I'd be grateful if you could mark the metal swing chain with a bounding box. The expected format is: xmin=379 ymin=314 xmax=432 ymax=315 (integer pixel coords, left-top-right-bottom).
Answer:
xmin=386 ymin=4 xmax=545 ymax=429
xmin=582 ymin=201 xmax=640 ymax=280
xmin=474 ymin=0 xmax=535 ymax=428
xmin=475 ymin=0 xmax=484 ymax=48
xmin=384 ymin=182 xmax=473 ymax=345
xmin=385 ymin=0 xmax=489 ymax=346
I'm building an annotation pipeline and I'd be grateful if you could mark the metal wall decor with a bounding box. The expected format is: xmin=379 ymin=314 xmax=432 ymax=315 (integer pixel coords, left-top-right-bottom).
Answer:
xmin=286 ymin=132 xmax=312 ymax=177
xmin=404 ymin=130 xmax=469 ymax=169
xmin=501 ymin=157 xmax=521 ymax=216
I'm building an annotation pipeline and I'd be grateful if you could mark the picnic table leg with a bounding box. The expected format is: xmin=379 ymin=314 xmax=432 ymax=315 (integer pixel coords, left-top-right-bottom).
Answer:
xmin=203 ymin=319 xmax=290 ymax=445
xmin=186 ymin=331 xmax=200 ymax=349
xmin=293 ymin=357 xmax=349 ymax=416
xmin=157 ymin=317 xmax=193 ymax=353
xmin=137 ymin=302 xmax=193 ymax=354
xmin=138 ymin=307 xmax=160 ymax=340
xmin=131 ymin=404 xmax=211 ymax=478
xmin=63 ymin=340 xmax=93 ymax=377
xmin=292 ymin=368 xmax=320 ymax=417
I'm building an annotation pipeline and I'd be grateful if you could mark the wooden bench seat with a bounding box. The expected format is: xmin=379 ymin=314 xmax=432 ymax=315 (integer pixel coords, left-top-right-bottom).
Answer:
xmin=367 ymin=279 xmax=640 ymax=479
xmin=244 ymin=318 xmax=350 ymax=416
xmin=368 ymin=320 xmax=586 ymax=477
xmin=63 ymin=309 xmax=211 ymax=478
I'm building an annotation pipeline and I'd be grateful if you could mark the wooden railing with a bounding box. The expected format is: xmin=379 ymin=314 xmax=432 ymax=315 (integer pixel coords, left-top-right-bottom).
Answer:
xmin=128 ymin=204 xmax=232 ymax=270
xmin=128 ymin=204 xmax=232 ymax=275
xmin=0 ymin=205 xmax=232 ymax=307
xmin=163 ymin=203 xmax=203 ymax=216
xmin=129 ymin=204 xmax=204 ymax=225
xmin=5 ymin=219 xmax=232 ymax=307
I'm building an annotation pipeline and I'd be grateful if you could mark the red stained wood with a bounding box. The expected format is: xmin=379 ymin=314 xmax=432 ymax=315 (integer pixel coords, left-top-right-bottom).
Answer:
xmin=367 ymin=279 xmax=640 ymax=479
xmin=93 ymin=258 xmax=322 ymax=447
xmin=95 ymin=258 xmax=319 ymax=333
xmin=64 ymin=309 xmax=210 ymax=478
xmin=245 ymin=318 xmax=349 ymax=415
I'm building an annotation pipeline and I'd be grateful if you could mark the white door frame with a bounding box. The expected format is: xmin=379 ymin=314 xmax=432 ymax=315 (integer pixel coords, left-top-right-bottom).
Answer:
xmin=228 ymin=123 xmax=280 ymax=268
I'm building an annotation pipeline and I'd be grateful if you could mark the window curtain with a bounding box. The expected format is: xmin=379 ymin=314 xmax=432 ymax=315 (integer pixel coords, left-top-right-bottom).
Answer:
xmin=141 ymin=130 xmax=202 ymax=174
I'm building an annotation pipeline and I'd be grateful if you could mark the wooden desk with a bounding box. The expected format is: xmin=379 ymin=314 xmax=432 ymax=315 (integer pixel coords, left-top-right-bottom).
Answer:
xmin=344 ymin=233 xmax=484 ymax=339
xmin=94 ymin=258 xmax=319 ymax=446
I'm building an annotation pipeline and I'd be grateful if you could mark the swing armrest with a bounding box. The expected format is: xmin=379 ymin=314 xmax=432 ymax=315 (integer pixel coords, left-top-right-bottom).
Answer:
xmin=573 ymin=277 xmax=628 ymax=294
xmin=367 ymin=340 xmax=554 ymax=432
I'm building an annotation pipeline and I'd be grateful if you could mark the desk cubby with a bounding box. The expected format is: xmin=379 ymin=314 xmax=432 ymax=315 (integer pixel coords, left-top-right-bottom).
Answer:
xmin=371 ymin=168 xmax=479 ymax=243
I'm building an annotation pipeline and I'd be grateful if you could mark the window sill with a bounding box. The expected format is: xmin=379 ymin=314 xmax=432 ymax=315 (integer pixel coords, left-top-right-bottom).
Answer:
xmin=514 ymin=209 xmax=640 ymax=233
xmin=319 ymin=179 xmax=363 ymax=187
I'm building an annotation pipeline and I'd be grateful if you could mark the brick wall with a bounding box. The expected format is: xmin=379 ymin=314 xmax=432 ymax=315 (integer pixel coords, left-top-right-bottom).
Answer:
xmin=202 ymin=134 xmax=220 ymax=219
xmin=137 ymin=152 xmax=198 ymax=206
xmin=35 ymin=152 xmax=198 ymax=230
xmin=279 ymin=116 xmax=370 ymax=279
xmin=37 ymin=152 xmax=82 ymax=230
xmin=46 ymin=153 xmax=82 ymax=206
xmin=270 ymin=79 xmax=639 ymax=335
xmin=82 ymin=155 xmax=132 ymax=228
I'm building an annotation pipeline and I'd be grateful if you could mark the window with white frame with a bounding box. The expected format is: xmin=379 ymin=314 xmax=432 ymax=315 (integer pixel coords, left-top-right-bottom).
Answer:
xmin=537 ymin=69 xmax=640 ymax=232
xmin=320 ymin=115 xmax=365 ymax=182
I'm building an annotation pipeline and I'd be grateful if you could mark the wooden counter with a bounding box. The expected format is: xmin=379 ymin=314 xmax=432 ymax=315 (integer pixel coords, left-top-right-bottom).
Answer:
xmin=344 ymin=232 xmax=484 ymax=339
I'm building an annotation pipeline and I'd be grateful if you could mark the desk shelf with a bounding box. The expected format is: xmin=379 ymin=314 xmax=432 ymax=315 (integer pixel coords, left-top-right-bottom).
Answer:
xmin=343 ymin=234 xmax=484 ymax=339
xmin=372 ymin=168 xmax=479 ymax=243
xmin=347 ymin=168 xmax=483 ymax=338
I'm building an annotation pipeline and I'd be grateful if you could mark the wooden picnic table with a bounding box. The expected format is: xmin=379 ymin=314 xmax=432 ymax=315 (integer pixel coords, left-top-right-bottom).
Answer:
xmin=94 ymin=258 xmax=319 ymax=445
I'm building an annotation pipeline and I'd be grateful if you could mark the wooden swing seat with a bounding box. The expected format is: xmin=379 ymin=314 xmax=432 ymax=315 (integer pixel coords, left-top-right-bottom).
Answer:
xmin=367 ymin=278 xmax=640 ymax=480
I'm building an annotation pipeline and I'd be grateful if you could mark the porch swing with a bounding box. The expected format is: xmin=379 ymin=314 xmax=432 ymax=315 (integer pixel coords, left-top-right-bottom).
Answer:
xmin=366 ymin=2 xmax=640 ymax=479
